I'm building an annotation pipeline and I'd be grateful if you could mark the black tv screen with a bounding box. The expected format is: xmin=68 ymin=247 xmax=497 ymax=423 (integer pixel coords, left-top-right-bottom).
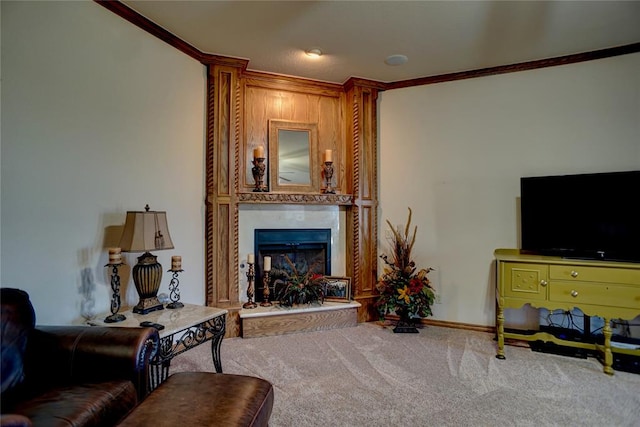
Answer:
xmin=520 ymin=170 xmax=640 ymax=263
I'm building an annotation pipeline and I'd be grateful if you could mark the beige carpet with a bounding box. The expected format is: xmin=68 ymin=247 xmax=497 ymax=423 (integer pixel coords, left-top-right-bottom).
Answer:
xmin=170 ymin=323 xmax=640 ymax=427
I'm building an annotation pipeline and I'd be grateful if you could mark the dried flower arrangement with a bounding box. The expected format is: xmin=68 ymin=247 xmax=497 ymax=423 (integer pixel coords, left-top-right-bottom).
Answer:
xmin=272 ymin=255 xmax=328 ymax=307
xmin=374 ymin=208 xmax=436 ymax=325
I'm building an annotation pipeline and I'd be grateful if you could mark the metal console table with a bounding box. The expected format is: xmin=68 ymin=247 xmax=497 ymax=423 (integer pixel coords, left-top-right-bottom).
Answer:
xmin=90 ymin=303 xmax=227 ymax=390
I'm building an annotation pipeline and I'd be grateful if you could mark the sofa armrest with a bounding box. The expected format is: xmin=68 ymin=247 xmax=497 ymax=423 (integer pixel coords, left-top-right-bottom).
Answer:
xmin=24 ymin=326 xmax=159 ymax=400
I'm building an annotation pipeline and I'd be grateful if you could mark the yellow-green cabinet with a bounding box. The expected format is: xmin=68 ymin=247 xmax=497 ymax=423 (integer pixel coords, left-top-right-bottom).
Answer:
xmin=495 ymin=249 xmax=640 ymax=375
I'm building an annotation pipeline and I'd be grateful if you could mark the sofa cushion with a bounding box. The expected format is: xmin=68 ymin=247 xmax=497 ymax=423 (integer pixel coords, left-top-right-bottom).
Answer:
xmin=117 ymin=372 xmax=274 ymax=427
xmin=9 ymin=380 xmax=137 ymax=427
xmin=1 ymin=289 xmax=36 ymax=402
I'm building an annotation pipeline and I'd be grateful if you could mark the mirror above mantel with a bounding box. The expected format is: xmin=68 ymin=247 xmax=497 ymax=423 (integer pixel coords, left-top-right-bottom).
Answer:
xmin=268 ymin=120 xmax=320 ymax=193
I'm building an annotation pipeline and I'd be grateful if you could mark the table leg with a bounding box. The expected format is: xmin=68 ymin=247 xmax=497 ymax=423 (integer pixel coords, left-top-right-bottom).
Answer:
xmin=496 ymin=304 xmax=506 ymax=360
xmin=602 ymin=317 xmax=614 ymax=375
xmin=209 ymin=315 xmax=226 ymax=373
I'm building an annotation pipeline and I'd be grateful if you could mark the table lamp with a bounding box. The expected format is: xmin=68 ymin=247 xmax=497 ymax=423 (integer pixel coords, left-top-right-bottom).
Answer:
xmin=119 ymin=205 xmax=174 ymax=314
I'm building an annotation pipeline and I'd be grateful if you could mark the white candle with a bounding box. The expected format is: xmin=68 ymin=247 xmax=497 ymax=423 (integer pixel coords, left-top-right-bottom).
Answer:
xmin=248 ymin=253 xmax=255 ymax=264
xmin=323 ymin=149 xmax=333 ymax=163
xmin=171 ymin=255 xmax=182 ymax=270
xmin=253 ymin=146 xmax=265 ymax=159
xmin=108 ymin=247 xmax=122 ymax=264
xmin=263 ymin=256 xmax=271 ymax=271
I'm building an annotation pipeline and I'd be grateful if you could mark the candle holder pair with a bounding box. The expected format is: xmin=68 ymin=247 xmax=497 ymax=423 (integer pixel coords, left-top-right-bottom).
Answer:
xmin=103 ymin=262 xmax=184 ymax=323
xmin=243 ymin=261 xmax=273 ymax=308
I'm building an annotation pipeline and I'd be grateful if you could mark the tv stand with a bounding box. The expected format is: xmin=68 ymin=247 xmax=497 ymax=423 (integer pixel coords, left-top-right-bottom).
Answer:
xmin=494 ymin=248 xmax=640 ymax=375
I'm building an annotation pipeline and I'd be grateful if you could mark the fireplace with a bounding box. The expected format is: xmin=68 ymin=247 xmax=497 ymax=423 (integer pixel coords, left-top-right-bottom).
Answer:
xmin=254 ymin=228 xmax=331 ymax=302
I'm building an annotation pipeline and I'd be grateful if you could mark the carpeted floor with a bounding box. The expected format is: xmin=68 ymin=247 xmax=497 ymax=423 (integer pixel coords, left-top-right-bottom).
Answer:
xmin=170 ymin=323 xmax=640 ymax=427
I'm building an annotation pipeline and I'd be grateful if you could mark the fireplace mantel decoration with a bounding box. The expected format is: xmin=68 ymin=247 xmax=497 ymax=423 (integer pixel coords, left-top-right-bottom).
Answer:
xmin=239 ymin=192 xmax=352 ymax=205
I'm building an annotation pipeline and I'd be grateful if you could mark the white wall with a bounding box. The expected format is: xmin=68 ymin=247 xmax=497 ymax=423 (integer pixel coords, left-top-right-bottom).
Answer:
xmin=379 ymin=53 xmax=640 ymax=329
xmin=1 ymin=1 xmax=206 ymax=324
xmin=2 ymin=1 xmax=639 ymax=331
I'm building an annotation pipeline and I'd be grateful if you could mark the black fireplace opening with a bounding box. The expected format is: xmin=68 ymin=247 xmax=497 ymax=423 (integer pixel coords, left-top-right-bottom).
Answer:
xmin=254 ymin=228 xmax=332 ymax=302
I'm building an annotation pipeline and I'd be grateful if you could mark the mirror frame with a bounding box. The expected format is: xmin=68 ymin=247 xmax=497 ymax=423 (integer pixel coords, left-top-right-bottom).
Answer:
xmin=268 ymin=119 xmax=319 ymax=193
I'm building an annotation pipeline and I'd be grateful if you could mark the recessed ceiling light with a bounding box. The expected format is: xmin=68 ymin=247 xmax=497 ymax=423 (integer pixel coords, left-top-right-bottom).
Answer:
xmin=385 ymin=54 xmax=408 ymax=66
xmin=305 ymin=48 xmax=322 ymax=58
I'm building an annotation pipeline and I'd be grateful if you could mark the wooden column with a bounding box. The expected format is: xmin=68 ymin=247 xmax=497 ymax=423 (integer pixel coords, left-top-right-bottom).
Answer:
xmin=344 ymin=78 xmax=385 ymax=322
xmin=204 ymin=57 xmax=247 ymax=337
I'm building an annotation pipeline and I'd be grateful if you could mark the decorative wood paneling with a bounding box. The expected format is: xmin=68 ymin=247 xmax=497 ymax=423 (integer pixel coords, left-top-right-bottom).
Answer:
xmin=345 ymin=82 xmax=380 ymax=322
xmin=242 ymin=78 xmax=345 ymax=193
xmin=206 ymin=64 xmax=242 ymax=308
xmin=206 ymin=67 xmax=380 ymax=332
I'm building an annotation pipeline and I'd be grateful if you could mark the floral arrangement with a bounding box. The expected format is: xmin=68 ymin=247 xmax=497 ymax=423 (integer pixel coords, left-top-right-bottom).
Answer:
xmin=375 ymin=207 xmax=435 ymax=321
xmin=272 ymin=255 xmax=328 ymax=307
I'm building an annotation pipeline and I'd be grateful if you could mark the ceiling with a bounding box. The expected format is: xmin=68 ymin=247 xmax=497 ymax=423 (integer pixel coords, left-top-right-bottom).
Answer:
xmin=121 ymin=1 xmax=640 ymax=84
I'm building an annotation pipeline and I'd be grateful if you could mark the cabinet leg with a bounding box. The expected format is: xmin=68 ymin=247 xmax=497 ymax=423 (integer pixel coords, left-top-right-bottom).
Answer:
xmin=603 ymin=318 xmax=614 ymax=375
xmin=496 ymin=304 xmax=506 ymax=360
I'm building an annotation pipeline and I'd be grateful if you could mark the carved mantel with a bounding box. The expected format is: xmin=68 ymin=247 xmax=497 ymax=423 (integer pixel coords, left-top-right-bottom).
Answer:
xmin=238 ymin=193 xmax=353 ymax=205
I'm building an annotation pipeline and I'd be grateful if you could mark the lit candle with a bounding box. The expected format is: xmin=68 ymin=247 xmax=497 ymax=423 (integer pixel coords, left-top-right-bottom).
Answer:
xmin=248 ymin=253 xmax=255 ymax=264
xmin=171 ymin=255 xmax=182 ymax=270
xmin=323 ymin=149 xmax=333 ymax=163
xmin=253 ymin=146 xmax=265 ymax=159
xmin=263 ymin=256 xmax=271 ymax=272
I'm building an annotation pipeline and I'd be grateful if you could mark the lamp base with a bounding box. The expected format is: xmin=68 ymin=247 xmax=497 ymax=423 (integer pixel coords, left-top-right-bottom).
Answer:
xmin=133 ymin=296 xmax=164 ymax=315
xmin=131 ymin=251 xmax=165 ymax=315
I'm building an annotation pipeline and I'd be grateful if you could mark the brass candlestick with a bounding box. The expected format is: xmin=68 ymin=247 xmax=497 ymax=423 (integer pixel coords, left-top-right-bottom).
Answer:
xmin=243 ymin=262 xmax=258 ymax=309
xmin=260 ymin=270 xmax=272 ymax=307
xmin=252 ymin=157 xmax=268 ymax=192
xmin=323 ymin=161 xmax=335 ymax=194
xmin=166 ymin=269 xmax=184 ymax=309
xmin=104 ymin=263 xmax=126 ymax=323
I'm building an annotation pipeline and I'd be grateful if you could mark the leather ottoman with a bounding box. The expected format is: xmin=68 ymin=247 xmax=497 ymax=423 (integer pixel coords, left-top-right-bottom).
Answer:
xmin=117 ymin=372 xmax=274 ymax=427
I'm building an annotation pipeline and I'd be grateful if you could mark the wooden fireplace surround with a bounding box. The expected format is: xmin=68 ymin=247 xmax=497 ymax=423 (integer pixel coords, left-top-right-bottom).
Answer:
xmin=204 ymin=58 xmax=385 ymax=337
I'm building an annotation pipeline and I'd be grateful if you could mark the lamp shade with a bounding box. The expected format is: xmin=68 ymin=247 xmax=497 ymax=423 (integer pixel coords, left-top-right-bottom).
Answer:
xmin=119 ymin=209 xmax=174 ymax=253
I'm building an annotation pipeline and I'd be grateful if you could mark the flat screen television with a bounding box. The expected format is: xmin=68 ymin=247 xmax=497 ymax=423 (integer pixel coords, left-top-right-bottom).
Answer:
xmin=520 ymin=170 xmax=640 ymax=263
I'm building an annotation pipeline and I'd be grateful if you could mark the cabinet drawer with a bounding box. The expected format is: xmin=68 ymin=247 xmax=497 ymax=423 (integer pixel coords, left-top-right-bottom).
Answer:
xmin=549 ymin=265 xmax=640 ymax=285
xmin=502 ymin=262 xmax=548 ymax=300
xmin=550 ymin=281 xmax=640 ymax=310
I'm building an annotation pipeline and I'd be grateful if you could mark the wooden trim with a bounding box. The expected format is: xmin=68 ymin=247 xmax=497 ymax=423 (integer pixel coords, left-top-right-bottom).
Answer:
xmin=343 ymin=77 xmax=387 ymax=92
xmin=94 ymin=0 xmax=204 ymax=62
xmin=97 ymin=2 xmax=639 ymax=89
xmin=386 ymin=43 xmax=640 ymax=90
xmin=243 ymin=71 xmax=343 ymax=96
xmin=384 ymin=315 xmax=495 ymax=334
xmin=238 ymin=192 xmax=353 ymax=205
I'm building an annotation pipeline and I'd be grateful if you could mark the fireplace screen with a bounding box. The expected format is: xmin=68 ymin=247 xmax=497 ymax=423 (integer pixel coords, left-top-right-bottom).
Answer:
xmin=254 ymin=229 xmax=331 ymax=302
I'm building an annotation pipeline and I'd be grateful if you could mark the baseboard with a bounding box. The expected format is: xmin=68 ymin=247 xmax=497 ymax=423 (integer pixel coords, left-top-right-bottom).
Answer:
xmin=382 ymin=315 xmax=495 ymax=334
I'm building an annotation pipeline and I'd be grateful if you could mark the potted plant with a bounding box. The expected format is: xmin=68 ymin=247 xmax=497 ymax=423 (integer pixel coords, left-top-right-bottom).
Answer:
xmin=273 ymin=255 xmax=328 ymax=307
xmin=374 ymin=207 xmax=436 ymax=333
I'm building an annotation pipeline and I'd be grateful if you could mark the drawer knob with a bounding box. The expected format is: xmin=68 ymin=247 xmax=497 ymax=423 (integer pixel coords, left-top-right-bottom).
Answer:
xmin=571 ymin=290 xmax=579 ymax=297
xmin=540 ymin=280 xmax=548 ymax=287
xmin=571 ymin=270 xmax=579 ymax=278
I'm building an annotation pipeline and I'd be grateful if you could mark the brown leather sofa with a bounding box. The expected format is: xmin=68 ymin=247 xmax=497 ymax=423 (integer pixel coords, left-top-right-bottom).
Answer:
xmin=1 ymin=288 xmax=159 ymax=427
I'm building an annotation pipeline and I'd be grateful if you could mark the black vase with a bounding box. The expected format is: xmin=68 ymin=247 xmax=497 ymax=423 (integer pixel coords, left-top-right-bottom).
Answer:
xmin=393 ymin=308 xmax=419 ymax=333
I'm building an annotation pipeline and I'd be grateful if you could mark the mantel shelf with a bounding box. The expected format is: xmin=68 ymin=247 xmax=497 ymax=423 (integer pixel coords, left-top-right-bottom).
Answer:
xmin=238 ymin=192 xmax=353 ymax=205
